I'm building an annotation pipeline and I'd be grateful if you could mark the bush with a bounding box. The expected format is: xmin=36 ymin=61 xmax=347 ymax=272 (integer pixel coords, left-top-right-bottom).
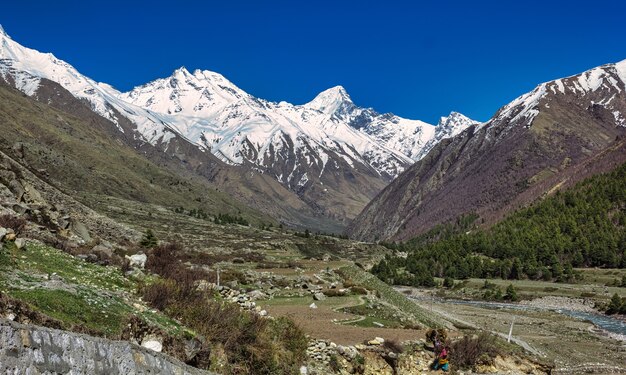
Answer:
xmin=322 ymin=288 xmax=347 ymax=297
xmin=350 ymin=286 xmax=368 ymax=295
xmin=141 ymin=244 xmax=307 ymax=374
xmin=0 ymin=214 xmax=27 ymax=235
xmin=449 ymin=332 xmax=501 ymax=368
xmin=139 ymin=229 xmax=158 ymax=248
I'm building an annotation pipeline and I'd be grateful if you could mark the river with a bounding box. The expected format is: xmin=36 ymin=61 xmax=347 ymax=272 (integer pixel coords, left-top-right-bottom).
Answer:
xmin=407 ymin=295 xmax=626 ymax=339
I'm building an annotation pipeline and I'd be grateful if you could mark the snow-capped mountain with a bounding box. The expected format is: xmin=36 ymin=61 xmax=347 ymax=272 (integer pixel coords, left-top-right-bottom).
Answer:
xmin=0 ymin=24 xmax=475 ymax=225
xmin=348 ymin=59 xmax=626 ymax=241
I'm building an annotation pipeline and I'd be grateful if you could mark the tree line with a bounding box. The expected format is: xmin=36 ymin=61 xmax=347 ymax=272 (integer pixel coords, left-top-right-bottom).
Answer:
xmin=372 ymin=162 xmax=626 ymax=287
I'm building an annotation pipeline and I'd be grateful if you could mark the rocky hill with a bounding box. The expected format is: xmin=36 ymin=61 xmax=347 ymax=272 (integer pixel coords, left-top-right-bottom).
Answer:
xmin=348 ymin=59 xmax=626 ymax=241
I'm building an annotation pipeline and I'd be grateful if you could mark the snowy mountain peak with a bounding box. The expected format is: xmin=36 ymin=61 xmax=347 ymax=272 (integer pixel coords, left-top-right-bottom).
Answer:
xmin=0 ymin=24 xmax=8 ymax=38
xmin=615 ymin=59 xmax=626 ymax=84
xmin=438 ymin=111 xmax=479 ymax=129
xmin=305 ymin=85 xmax=352 ymax=113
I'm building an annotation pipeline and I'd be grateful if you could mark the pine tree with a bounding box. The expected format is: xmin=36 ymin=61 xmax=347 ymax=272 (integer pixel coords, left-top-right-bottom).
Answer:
xmin=505 ymin=284 xmax=518 ymax=301
xmin=140 ymin=229 xmax=158 ymax=248
xmin=606 ymin=293 xmax=623 ymax=315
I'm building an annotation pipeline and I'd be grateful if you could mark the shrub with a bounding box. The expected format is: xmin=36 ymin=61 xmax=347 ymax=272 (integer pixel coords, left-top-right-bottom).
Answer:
xmin=322 ymin=288 xmax=347 ymax=297
xmin=139 ymin=229 xmax=158 ymax=248
xmin=0 ymin=214 xmax=27 ymax=235
xmin=350 ymin=286 xmax=368 ymax=295
xmin=141 ymin=245 xmax=307 ymax=374
xmin=449 ymin=332 xmax=500 ymax=368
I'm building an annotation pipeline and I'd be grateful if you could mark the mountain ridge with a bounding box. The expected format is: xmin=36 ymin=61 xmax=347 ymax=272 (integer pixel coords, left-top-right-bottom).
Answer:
xmin=347 ymin=58 xmax=626 ymax=241
xmin=0 ymin=25 xmax=475 ymax=228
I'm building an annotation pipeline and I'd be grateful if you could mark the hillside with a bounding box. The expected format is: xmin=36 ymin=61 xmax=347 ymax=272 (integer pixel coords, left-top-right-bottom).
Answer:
xmin=372 ymin=161 xmax=626 ymax=285
xmin=0 ymin=80 xmax=274 ymax=225
xmin=348 ymin=59 xmax=626 ymax=241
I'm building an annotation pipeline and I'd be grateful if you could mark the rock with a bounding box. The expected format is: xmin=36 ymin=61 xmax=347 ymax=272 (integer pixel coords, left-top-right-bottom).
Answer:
xmin=375 ymin=337 xmax=385 ymax=344
xmin=0 ymin=227 xmax=6 ymax=241
xmin=247 ymin=290 xmax=268 ymax=300
xmin=91 ymin=244 xmax=113 ymax=258
xmin=309 ymin=303 xmax=317 ymax=309
xmin=299 ymin=365 xmax=308 ymax=374
xmin=184 ymin=337 xmax=202 ymax=361
xmin=8 ymin=180 xmax=25 ymax=202
xmin=58 ymin=216 xmax=71 ymax=230
xmin=367 ymin=339 xmax=382 ymax=346
xmin=4 ymin=233 xmax=16 ymax=241
xmin=14 ymin=238 xmax=26 ymax=249
xmin=258 ymin=310 xmax=268 ymax=317
xmin=141 ymin=335 xmax=163 ymax=352
xmin=12 ymin=203 xmax=29 ymax=215
xmin=70 ymin=219 xmax=91 ymax=242
xmin=127 ymin=253 xmax=147 ymax=269
xmin=313 ymin=292 xmax=326 ymax=301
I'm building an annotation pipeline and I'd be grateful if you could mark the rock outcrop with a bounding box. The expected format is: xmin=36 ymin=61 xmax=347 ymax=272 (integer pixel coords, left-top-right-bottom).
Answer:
xmin=0 ymin=319 xmax=215 ymax=374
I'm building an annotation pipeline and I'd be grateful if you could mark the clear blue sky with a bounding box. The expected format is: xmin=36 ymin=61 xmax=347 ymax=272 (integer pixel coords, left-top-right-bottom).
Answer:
xmin=3 ymin=0 xmax=626 ymax=123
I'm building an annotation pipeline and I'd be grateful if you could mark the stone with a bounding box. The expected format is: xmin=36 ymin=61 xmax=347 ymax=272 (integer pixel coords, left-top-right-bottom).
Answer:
xmin=309 ymin=303 xmax=318 ymax=309
xmin=70 ymin=219 xmax=91 ymax=242
xmin=4 ymin=233 xmax=16 ymax=241
xmin=313 ymin=292 xmax=326 ymax=301
xmin=8 ymin=180 xmax=25 ymax=202
xmin=12 ymin=203 xmax=29 ymax=215
xmin=375 ymin=337 xmax=385 ymax=343
xmin=127 ymin=253 xmax=147 ymax=269
xmin=258 ymin=310 xmax=268 ymax=317
xmin=367 ymin=339 xmax=382 ymax=346
xmin=247 ymin=290 xmax=267 ymax=300
xmin=141 ymin=336 xmax=163 ymax=352
xmin=14 ymin=238 xmax=26 ymax=249
xmin=91 ymin=244 xmax=113 ymax=258
xmin=58 ymin=216 xmax=71 ymax=230
xmin=0 ymin=227 xmax=6 ymax=241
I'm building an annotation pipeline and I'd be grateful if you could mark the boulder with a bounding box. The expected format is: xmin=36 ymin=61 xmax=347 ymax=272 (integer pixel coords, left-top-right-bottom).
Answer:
xmin=0 ymin=227 xmax=6 ymax=241
xmin=141 ymin=335 xmax=163 ymax=352
xmin=91 ymin=244 xmax=113 ymax=258
xmin=128 ymin=253 xmax=147 ymax=269
xmin=8 ymin=180 xmax=25 ymax=202
xmin=313 ymin=292 xmax=326 ymax=301
xmin=14 ymin=238 xmax=26 ymax=249
xmin=12 ymin=203 xmax=29 ymax=215
xmin=70 ymin=219 xmax=91 ymax=242
xmin=309 ymin=303 xmax=318 ymax=309
xmin=4 ymin=233 xmax=16 ymax=242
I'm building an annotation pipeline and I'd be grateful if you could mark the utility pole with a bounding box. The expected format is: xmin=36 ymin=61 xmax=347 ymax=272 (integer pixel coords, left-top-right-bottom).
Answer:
xmin=507 ymin=316 xmax=516 ymax=343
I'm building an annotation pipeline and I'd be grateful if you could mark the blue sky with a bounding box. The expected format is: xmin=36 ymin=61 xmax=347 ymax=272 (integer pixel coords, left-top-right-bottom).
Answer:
xmin=3 ymin=0 xmax=626 ymax=123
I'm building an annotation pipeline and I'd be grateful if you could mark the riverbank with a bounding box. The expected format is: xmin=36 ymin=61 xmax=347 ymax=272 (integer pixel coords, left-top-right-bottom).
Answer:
xmin=399 ymin=286 xmax=626 ymax=373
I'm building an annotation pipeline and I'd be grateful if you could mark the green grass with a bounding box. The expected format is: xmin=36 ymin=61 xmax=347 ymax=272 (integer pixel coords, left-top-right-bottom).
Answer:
xmin=0 ymin=242 xmax=183 ymax=337
xmin=338 ymin=265 xmax=444 ymax=328
xmin=340 ymin=302 xmax=406 ymax=328
xmin=10 ymin=288 xmax=132 ymax=336
xmin=15 ymin=243 xmax=132 ymax=292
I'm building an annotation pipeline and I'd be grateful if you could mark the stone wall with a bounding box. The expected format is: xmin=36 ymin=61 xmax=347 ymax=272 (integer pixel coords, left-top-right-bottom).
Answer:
xmin=0 ymin=319 xmax=215 ymax=375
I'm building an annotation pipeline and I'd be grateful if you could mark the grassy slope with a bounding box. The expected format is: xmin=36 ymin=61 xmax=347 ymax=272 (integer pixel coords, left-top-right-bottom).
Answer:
xmin=0 ymin=83 xmax=269 ymax=224
xmin=0 ymin=241 xmax=182 ymax=337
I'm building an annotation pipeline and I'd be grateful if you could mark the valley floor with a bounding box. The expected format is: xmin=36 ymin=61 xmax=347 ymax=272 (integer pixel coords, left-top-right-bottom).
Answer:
xmin=400 ymin=287 xmax=626 ymax=374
